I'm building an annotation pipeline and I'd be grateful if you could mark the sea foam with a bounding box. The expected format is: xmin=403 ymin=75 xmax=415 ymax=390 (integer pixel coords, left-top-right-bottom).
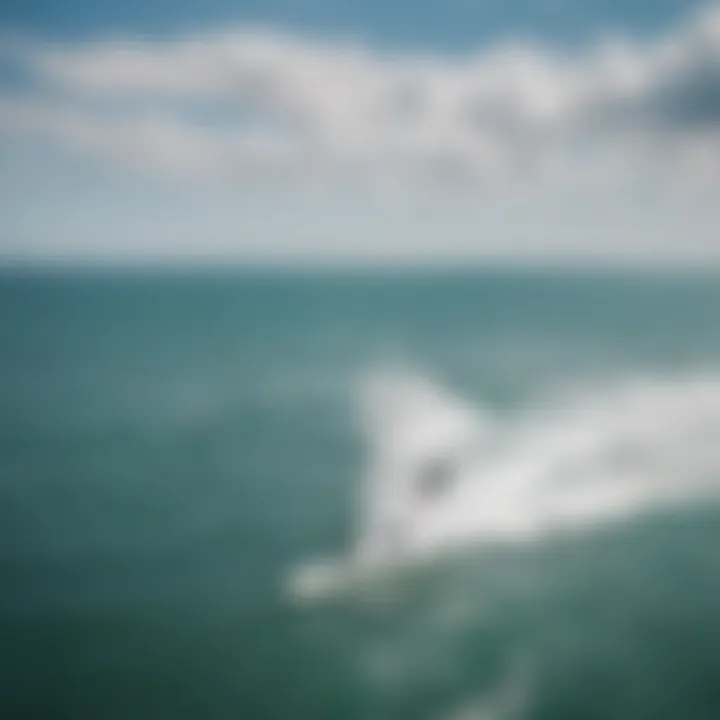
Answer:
xmin=289 ymin=370 xmax=720 ymax=601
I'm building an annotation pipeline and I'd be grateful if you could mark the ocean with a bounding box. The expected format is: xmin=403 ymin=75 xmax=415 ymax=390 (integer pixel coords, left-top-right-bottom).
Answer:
xmin=2 ymin=268 xmax=720 ymax=720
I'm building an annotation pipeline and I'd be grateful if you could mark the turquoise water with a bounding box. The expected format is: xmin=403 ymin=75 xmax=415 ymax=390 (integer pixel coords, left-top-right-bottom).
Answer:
xmin=2 ymin=269 xmax=720 ymax=719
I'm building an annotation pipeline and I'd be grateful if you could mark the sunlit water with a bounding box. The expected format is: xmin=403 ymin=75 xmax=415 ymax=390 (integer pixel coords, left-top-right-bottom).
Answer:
xmin=2 ymin=269 xmax=720 ymax=719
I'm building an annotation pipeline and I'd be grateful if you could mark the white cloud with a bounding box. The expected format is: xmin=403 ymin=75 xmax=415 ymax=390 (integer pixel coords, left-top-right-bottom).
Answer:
xmin=3 ymin=4 xmax=720 ymax=189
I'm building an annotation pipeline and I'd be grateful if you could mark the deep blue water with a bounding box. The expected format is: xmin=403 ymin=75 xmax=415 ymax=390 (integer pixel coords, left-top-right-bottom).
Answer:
xmin=2 ymin=268 xmax=720 ymax=720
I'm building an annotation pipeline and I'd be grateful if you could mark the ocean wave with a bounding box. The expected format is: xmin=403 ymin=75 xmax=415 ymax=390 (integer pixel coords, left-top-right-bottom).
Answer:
xmin=289 ymin=369 xmax=720 ymax=602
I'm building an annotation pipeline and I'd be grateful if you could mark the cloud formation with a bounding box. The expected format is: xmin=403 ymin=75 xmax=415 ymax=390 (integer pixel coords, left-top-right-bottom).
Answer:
xmin=3 ymin=4 xmax=720 ymax=189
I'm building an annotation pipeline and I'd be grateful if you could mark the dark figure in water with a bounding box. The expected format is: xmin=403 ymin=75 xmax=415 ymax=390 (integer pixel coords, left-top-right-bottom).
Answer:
xmin=416 ymin=455 xmax=456 ymax=501
xmin=381 ymin=455 xmax=458 ymax=557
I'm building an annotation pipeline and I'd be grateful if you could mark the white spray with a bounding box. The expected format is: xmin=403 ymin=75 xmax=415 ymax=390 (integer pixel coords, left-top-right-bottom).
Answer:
xmin=290 ymin=370 xmax=720 ymax=601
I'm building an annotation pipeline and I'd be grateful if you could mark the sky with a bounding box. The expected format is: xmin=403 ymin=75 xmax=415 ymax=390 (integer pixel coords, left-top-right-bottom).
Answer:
xmin=1 ymin=0 xmax=720 ymax=265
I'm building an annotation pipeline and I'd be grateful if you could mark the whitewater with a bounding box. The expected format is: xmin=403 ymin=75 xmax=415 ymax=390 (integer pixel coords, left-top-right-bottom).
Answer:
xmin=290 ymin=370 xmax=720 ymax=601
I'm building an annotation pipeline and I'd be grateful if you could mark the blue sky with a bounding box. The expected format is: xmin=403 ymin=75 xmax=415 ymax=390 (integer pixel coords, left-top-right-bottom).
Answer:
xmin=1 ymin=0 xmax=720 ymax=265
xmin=0 ymin=0 xmax=703 ymax=48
